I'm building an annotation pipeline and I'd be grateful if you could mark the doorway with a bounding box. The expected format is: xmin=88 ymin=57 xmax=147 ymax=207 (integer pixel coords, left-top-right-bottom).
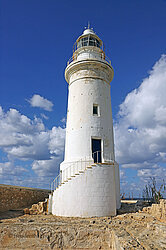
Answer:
xmin=92 ymin=138 xmax=101 ymax=163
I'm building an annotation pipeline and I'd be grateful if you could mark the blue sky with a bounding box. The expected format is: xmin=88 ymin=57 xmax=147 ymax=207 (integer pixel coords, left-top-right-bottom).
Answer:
xmin=0 ymin=0 xmax=166 ymax=197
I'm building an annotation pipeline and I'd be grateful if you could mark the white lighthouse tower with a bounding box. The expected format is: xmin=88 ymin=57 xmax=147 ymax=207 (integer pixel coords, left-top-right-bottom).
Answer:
xmin=51 ymin=27 xmax=120 ymax=217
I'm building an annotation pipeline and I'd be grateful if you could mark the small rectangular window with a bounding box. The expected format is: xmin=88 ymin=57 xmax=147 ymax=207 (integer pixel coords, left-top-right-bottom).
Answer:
xmin=93 ymin=104 xmax=99 ymax=116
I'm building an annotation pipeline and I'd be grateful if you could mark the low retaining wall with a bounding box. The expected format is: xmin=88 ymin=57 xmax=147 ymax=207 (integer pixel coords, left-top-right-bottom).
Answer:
xmin=0 ymin=184 xmax=50 ymax=212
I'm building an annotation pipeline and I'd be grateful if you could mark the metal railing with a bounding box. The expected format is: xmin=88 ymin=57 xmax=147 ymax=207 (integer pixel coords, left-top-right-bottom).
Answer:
xmin=92 ymin=150 xmax=102 ymax=163
xmin=51 ymin=156 xmax=93 ymax=192
xmin=62 ymin=157 xmax=93 ymax=182
xmin=67 ymin=52 xmax=111 ymax=66
xmin=51 ymin=151 xmax=113 ymax=192
xmin=51 ymin=173 xmax=62 ymax=192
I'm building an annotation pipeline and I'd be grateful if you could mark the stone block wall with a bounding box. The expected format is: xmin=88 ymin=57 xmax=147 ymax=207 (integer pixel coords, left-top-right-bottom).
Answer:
xmin=0 ymin=184 xmax=50 ymax=212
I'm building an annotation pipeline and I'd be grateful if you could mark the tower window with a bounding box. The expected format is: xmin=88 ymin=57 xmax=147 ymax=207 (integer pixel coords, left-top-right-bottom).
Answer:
xmin=93 ymin=104 xmax=99 ymax=116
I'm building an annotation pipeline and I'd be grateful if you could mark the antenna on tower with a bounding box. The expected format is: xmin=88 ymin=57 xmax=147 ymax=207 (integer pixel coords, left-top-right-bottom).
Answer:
xmin=84 ymin=21 xmax=94 ymax=32
xmin=85 ymin=21 xmax=91 ymax=30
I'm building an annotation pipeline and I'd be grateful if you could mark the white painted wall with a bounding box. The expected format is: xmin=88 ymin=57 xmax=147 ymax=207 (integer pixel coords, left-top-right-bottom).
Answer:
xmin=114 ymin=162 xmax=121 ymax=209
xmin=48 ymin=193 xmax=53 ymax=214
xmin=61 ymin=51 xmax=115 ymax=172
xmin=76 ymin=46 xmax=104 ymax=61
xmin=52 ymin=164 xmax=117 ymax=217
xmin=51 ymin=29 xmax=121 ymax=217
xmin=61 ymin=78 xmax=114 ymax=165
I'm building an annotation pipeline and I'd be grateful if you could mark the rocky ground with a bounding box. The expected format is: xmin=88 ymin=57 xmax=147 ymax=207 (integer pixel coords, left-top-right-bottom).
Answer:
xmin=0 ymin=201 xmax=165 ymax=249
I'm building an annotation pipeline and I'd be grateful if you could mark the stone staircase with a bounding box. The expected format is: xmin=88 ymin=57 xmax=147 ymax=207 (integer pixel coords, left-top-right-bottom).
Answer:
xmin=51 ymin=158 xmax=95 ymax=192
xmin=51 ymin=159 xmax=117 ymax=217
xmin=61 ymin=163 xmax=95 ymax=183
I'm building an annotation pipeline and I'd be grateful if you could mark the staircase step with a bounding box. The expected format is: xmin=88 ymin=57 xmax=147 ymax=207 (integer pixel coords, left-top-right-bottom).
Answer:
xmin=53 ymin=163 xmax=97 ymax=191
xmin=87 ymin=166 xmax=92 ymax=169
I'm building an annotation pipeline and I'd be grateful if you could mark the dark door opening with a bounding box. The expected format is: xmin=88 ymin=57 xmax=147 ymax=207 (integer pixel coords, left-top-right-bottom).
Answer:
xmin=92 ymin=139 xmax=101 ymax=163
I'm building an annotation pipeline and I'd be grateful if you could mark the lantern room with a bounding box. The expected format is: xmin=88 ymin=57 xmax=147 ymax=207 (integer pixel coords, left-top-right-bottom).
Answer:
xmin=73 ymin=28 xmax=104 ymax=52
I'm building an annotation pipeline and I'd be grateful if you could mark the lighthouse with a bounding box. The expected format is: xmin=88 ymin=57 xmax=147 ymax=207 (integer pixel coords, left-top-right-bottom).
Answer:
xmin=51 ymin=27 xmax=120 ymax=217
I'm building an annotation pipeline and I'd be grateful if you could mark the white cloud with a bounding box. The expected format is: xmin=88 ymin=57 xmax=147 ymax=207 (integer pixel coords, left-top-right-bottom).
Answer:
xmin=0 ymin=161 xmax=31 ymax=187
xmin=120 ymin=169 xmax=126 ymax=179
xmin=0 ymin=106 xmax=65 ymax=183
xmin=49 ymin=127 xmax=65 ymax=155
xmin=61 ymin=117 xmax=66 ymax=124
xmin=32 ymin=157 xmax=62 ymax=177
xmin=41 ymin=113 xmax=49 ymax=120
xmin=137 ymin=165 xmax=166 ymax=180
xmin=0 ymin=161 xmax=52 ymax=189
xmin=29 ymin=94 xmax=53 ymax=111
xmin=114 ymin=55 xmax=166 ymax=175
xmin=137 ymin=165 xmax=166 ymax=193
xmin=114 ymin=55 xmax=166 ymax=196
xmin=0 ymin=161 xmax=28 ymax=176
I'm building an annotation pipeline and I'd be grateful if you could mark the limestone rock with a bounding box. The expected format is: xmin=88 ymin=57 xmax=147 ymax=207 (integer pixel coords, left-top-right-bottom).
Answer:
xmin=141 ymin=199 xmax=166 ymax=222
xmin=23 ymin=200 xmax=48 ymax=215
xmin=0 ymin=200 xmax=165 ymax=249
xmin=23 ymin=208 xmax=30 ymax=214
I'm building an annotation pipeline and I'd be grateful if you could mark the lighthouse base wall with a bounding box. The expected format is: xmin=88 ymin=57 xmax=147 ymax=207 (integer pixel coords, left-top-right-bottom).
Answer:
xmin=52 ymin=164 xmax=117 ymax=217
xmin=114 ymin=162 xmax=121 ymax=209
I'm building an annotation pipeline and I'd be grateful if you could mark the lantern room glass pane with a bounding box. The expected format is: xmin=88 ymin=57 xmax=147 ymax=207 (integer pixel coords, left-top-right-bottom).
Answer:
xmin=77 ymin=35 xmax=101 ymax=49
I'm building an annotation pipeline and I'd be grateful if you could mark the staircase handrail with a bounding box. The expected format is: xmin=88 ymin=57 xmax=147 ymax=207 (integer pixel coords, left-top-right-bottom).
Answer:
xmin=51 ymin=150 xmax=111 ymax=192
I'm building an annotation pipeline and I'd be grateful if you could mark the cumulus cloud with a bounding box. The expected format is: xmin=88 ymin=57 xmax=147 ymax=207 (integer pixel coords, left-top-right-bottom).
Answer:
xmin=115 ymin=55 xmax=166 ymax=176
xmin=120 ymin=169 xmax=126 ymax=179
xmin=137 ymin=164 xmax=166 ymax=180
xmin=28 ymin=94 xmax=53 ymax=111
xmin=119 ymin=169 xmax=128 ymax=188
xmin=0 ymin=106 xmax=65 ymax=182
xmin=61 ymin=117 xmax=66 ymax=124
xmin=114 ymin=55 xmax=166 ymax=195
xmin=0 ymin=161 xmax=53 ymax=188
xmin=32 ymin=157 xmax=62 ymax=177
xmin=0 ymin=161 xmax=31 ymax=187
xmin=137 ymin=165 xmax=166 ymax=193
xmin=41 ymin=113 xmax=49 ymax=120
xmin=49 ymin=127 xmax=65 ymax=155
xmin=0 ymin=161 xmax=28 ymax=177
